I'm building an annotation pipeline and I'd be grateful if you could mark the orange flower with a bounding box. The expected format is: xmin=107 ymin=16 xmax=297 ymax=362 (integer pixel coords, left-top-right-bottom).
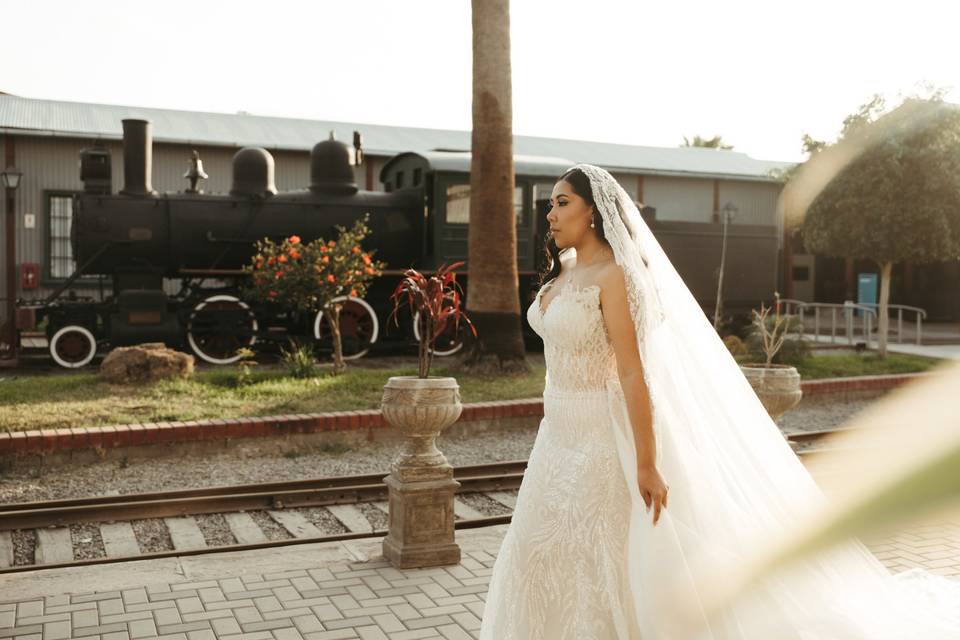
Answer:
xmin=278 ymin=255 xmax=288 ymax=263
xmin=288 ymin=235 xmax=301 ymax=244
xmin=362 ymin=254 xmax=371 ymax=265
xmin=275 ymin=271 xmax=283 ymax=279
xmin=351 ymin=246 xmax=360 ymax=254
xmin=327 ymin=240 xmax=336 ymax=247
xmin=267 ymin=256 xmax=275 ymax=265
xmin=364 ymin=266 xmax=375 ymax=275
xmin=326 ymin=274 xmax=336 ymax=283
xmin=321 ymin=256 xmax=329 ymax=264
xmin=320 ymin=246 xmax=327 ymax=253
xmin=289 ymin=249 xmax=301 ymax=259
xmin=350 ymin=288 xmax=357 ymax=297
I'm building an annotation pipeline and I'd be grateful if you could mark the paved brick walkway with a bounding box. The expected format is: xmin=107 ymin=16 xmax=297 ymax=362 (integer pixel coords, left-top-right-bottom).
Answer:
xmin=2 ymin=489 xmax=959 ymax=639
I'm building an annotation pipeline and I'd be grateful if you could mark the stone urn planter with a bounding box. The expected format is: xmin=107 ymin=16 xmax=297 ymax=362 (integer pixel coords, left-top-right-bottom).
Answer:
xmin=379 ymin=261 xmax=477 ymax=569
xmin=740 ymin=363 xmax=802 ymax=420
xmin=380 ymin=375 xmax=463 ymax=569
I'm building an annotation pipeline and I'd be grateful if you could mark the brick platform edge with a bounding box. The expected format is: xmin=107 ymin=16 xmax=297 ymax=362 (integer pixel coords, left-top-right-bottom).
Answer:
xmin=0 ymin=372 xmax=932 ymax=456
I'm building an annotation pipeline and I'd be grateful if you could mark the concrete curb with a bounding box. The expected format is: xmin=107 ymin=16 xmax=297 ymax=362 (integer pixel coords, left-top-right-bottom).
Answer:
xmin=0 ymin=372 xmax=932 ymax=456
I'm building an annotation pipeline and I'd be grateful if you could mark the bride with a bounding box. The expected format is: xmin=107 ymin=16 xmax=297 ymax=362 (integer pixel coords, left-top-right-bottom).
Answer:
xmin=478 ymin=163 xmax=960 ymax=639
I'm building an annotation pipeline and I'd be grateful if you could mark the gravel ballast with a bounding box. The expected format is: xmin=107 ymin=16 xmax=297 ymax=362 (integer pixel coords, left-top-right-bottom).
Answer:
xmin=0 ymin=391 xmax=887 ymax=505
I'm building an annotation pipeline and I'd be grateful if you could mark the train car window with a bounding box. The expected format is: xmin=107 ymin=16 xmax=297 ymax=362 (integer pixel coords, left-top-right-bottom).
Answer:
xmin=396 ymin=171 xmax=404 ymax=189
xmin=533 ymin=183 xmax=553 ymax=216
xmin=446 ymin=184 xmax=471 ymax=224
xmin=413 ymin=168 xmax=422 ymax=186
xmin=444 ymin=184 xmax=524 ymax=225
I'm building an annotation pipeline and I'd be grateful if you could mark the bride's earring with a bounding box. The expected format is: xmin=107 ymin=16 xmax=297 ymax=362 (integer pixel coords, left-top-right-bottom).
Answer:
xmin=590 ymin=216 xmax=596 ymax=229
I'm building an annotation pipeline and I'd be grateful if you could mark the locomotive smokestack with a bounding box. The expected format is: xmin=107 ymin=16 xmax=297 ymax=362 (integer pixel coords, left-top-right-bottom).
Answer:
xmin=120 ymin=118 xmax=156 ymax=196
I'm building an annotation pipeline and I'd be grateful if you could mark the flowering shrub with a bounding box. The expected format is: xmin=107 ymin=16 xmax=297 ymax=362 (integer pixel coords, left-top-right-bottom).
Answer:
xmin=243 ymin=214 xmax=386 ymax=373
xmin=387 ymin=261 xmax=477 ymax=378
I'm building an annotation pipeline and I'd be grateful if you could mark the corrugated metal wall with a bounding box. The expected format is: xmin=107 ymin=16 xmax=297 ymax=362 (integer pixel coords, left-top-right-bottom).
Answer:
xmin=645 ymin=176 xmax=714 ymax=222
xmin=717 ymin=180 xmax=781 ymax=228
xmin=0 ymin=134 xmax=381 ymax=329
xmin=0 ymin=135 xmax=6 ymax=314
xmin=643 ymin=174 xmax=781 ymax=237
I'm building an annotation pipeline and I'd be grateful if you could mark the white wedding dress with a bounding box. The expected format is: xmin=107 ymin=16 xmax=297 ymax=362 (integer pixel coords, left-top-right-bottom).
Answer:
xmin=478 ymin=275 xmax=960 ymax=640
xmin=479 ymin=279 xmax=643 ymax=639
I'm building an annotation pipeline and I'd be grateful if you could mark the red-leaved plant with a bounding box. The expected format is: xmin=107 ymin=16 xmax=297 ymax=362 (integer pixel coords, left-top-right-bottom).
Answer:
xmin=388 ymin=262 xmax=477 ymax=378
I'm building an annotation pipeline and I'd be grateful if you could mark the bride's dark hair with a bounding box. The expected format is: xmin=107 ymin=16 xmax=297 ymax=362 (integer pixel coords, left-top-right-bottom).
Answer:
xmin=539 ymin=167 xmax=609 ymax=286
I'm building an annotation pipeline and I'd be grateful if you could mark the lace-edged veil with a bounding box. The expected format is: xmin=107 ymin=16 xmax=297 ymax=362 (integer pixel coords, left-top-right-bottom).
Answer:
xmin=566 ymin=163 xmax=960 ymax=638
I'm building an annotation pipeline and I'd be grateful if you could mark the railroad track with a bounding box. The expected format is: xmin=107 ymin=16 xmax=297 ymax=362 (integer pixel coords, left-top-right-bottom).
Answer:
xmin=0 ymin=429 xmax=844 ymax=574
xmin=0 ymin=461 xmax=525 ymax=574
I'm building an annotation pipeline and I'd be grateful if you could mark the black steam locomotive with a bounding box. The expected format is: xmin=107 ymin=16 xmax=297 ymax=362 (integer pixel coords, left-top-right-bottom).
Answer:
xmin=17 ymin=118 xmax=782 ymax=368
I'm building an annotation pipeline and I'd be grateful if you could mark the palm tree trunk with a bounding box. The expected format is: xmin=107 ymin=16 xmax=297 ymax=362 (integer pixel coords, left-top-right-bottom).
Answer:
xmin=461 ymin=0 xmax=529 ymax=374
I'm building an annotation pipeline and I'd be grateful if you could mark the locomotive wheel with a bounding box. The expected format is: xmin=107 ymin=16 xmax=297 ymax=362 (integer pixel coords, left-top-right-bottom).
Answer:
xmin=49 ymin=325 xmax=98 ymax=369
xmin=313 ymin=296 xmax=379 ymax=360
xmin=186 ymin=295 xmax=258 ymax=365
xmin=411 ymin=311 xmax=466 ymax=356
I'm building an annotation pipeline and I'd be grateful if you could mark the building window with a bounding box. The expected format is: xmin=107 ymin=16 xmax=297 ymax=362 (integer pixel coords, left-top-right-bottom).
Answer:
xmin=444 ymin=184 xmax=523 ymax=225
xmin=48 ymin=194 xmax=77 ymax=279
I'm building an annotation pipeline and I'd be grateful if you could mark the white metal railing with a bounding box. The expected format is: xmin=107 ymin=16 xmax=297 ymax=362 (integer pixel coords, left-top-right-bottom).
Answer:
xmin=856 ymin=302 xmax=927 ymax=345
xmin=776 ymin=299 xmax=876 ymax=345
xmin=777 ymin=299 xmax=927 ymax=345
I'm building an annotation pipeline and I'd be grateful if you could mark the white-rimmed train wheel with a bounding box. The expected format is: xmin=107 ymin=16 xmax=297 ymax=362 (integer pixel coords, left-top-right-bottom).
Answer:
xmin=49 ymin=325 xmax=98 ymax=368
xmin=411 ymin=311 xmax=465 ymax=356
xmin=313 ymin=296 xmax=379 ymax=360
xmin=186 ymin=295 xmax=258 ymax=365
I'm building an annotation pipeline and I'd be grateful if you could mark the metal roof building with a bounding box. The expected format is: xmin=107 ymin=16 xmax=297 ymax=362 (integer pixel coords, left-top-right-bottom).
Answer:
xmin=0 ymin=94 xmax=793 ymax=182
xmin=0 ymin=93 xmax=796 ymax=344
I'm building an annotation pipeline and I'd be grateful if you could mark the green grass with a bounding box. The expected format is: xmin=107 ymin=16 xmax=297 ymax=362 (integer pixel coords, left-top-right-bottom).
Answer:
xmin=0 ymin=351 xmax=944 ymax=432
xmin=0 ymin=364 xmax=547 ymax=432
xmin=734 ymin=352 xmax=943 ymax=379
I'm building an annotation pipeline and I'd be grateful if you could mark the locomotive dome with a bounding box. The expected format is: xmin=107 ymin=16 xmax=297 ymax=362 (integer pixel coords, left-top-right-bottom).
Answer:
xmin=310 ymin=131 xmax=359 ymax=196
xmin=229 ymin=147 xmax=278 ymax=197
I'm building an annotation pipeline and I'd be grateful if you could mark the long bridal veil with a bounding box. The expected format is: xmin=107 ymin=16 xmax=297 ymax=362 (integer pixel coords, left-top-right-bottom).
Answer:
xmin=571 ymin=162 xmax=960 ymax=638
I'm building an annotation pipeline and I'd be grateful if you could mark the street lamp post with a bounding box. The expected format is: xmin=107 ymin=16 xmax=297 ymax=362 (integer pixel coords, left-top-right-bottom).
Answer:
xmin=1 ymin=166 xmax=23 ymax=361
xmin=713 ymin=201 xmax=738 ymax=331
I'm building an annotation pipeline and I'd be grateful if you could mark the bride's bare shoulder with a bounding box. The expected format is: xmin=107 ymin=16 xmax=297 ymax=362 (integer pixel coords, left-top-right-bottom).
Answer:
xmin=597 ymin=261 xmax=628 ymax=300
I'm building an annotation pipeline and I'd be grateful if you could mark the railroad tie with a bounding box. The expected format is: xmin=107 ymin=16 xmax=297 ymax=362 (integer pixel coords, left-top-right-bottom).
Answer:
xmin=0 ymin=531 xmax=13 ymax=567
xmin=163 ymin=517 xmax=208 ymax=550
xmin=453 ymin=498 xmax=485 ymax=520
xmin=99 ymin=522 xmax=141 ymax=557
xmin=486 ymin=491 xmax=518 ymax=509
xmin=223 ymin=512 xmax=268 ymax=545
xmin=35 ymin=527 xmax=74 ymax=564
xmin=371 ymin=501 xmax=390 ymax=515
xmin=267 ymin=510 xmax=323 ymax=538
xmin=326 ymin=504 xmax=373 ymax=534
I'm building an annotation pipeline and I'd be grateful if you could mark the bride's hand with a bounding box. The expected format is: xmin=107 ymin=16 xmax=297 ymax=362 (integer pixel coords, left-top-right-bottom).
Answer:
xmin=637 ymin=464 xmax=669 ymax=526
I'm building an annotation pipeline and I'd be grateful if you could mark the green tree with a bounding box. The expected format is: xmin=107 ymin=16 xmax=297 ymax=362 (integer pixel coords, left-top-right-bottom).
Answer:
xmin=681 ymin=134 xmax=734 ymax=149
xmin=800 ymin=97 xmax=960 ymax=356
xmin=243 ymin=216 xmax=386 ymax=374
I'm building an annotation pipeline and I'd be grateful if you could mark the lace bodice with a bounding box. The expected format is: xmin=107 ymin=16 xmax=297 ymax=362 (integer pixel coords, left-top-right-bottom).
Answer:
xmin=527 ymin=280 xmax=619 ymax=394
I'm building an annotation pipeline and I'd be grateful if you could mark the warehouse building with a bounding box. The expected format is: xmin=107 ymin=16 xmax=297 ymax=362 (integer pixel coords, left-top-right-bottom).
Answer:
xmin=0 ymin=92 xmax=796 ymax=354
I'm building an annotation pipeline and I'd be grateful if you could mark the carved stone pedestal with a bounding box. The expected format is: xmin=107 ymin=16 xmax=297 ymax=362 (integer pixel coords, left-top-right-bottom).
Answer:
xmin=380 ymin=376 xmax=463 ymax=569
xmin=382 ymin=465 xmax=461 ymax=568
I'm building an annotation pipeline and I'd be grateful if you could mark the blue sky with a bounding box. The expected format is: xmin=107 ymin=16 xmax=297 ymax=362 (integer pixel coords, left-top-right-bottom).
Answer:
xmin=2 ymin=0 xmax=955 ymax=162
